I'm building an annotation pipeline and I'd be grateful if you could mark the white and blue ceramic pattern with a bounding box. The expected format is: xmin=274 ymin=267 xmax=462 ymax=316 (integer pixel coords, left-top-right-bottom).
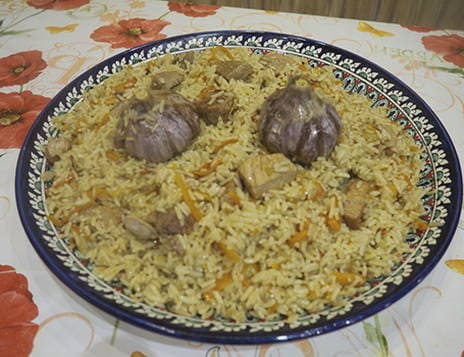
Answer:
xmin=16 ymin=31 xmax=462 ymax=344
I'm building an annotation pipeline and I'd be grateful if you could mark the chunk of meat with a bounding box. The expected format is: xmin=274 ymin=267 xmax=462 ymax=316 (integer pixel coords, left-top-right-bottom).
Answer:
xmin=215 ymin=60 xmax=253 ymax=81
xmin=196 ymin=89 xmax=234 ymax=125
xmin=168 ymin=237 xmax=185 ymax=256
xmin=342 ymin=179 xmax=371 ymax=229
xmin=175 ymin=51 xmax=195 ymax=68
xmin=112 ymin=90 xmax=200 ymax=163
xmin=260 ymin=52 xmax=298 ymax=71
xmin=148 ymin=209 xmax=195 ymax=235
xmin=43 ymin=137 xmax=71 ymax=164
xmin=123 ymin=216 xmax=157 ymax=241
xmin=259 ymin=79 xmax=342 ymax=166
xmin=238 ymin=153 xmax=298 ymax=198
xmin=152 ymin=71 xmax=184 ymax=90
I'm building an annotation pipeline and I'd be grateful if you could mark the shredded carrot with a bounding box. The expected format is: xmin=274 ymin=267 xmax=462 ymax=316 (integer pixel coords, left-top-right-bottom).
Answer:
xmin=192 ymin=159 xmax=222 ymax=177
xmin=94 ymin=113 xmax=110 ymax=131
xmin=313 ymin=180 xmax=325 ymax=199
xmin=307 ymin=291 xmax=317 ymax=300
xmin=173 ymin=173 xmax=203 ymax=221
xmin=242 ymin=278 xmax=251 ymax=288
xmin=399 ymin=173 xmax=413 ymax=189
xmin=214 ymin=138 xmax=239 ymax=153
xmin=298 ymin=63 xmax=308 ymax=71
xmin=215 ymin=242 xmax=241 ymax=263
xmin=71 ymin=224 xmax=81 ymax=235
xmin=287 ymin=219 xmax=312 ymax=246
xmin=198 ymin=85 xmax=215 ymax=100
xmin=105 ymin=150 xmax=120 ymax=162
xmin=415 ymin=218 xmax=428 ymax=231
xmin=334 ymin=272 xmax=365 ymax=285
xmin=48 ymin=215 xmax=66 ymax=227
xmin=267 ymin=304 xmax=278 ymax=314
xmin=213 ymin=271 xmax=233 ymax=291
xmin=113 ymin=77 xmax=137 ymax=92
xmin=52 ymin=174 xmax=74 ymax=189
xmin=104 ymin=96 xmax=117 ymax=105
xmin=326 ymin=216 xmax=341 ymax=232
xmin=211 ymin=46 xmax=234 ymax=60
xmin=203 ymin=292 xmax=214 ymax=301
xmin=225 ymin=190 xmax=241 ymax=205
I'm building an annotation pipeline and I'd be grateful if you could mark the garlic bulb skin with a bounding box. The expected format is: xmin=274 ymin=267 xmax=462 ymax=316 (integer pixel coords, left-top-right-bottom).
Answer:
xmin=259 ymin=82 xmax=342 ymax=166
xmin=113 ymin=90 xmax=200 ymax=163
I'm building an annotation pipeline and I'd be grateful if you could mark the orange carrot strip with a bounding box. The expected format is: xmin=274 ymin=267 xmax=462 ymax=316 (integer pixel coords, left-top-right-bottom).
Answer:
xmin=52 ymin=174 xmax=74 ymax=189
xmin=174 ymin=173 xmax=203 ymax=221
xmin=267 ymin=304 xmax=278 ymax=314
xmin=326 ymin=216 xmax=341 ymax=232
xmin=334 ymin=272 xmax=365 ymax=285
xmin=203 ymin=292 xmax=214 ymax=301
xmin=242 ymin=278 xmax=251 ymax=288
xmin=192 ymin=159 xmax=222 ymax=177
xmin=105 ymin=150 xmax=120 ymax=162
xmin=225 ymin=190 xmax=241 ymax=205
xmin=313 ymin=180 xmax=325 ymax=199
xmin=214 ymin=138 xmax=238 ymax=153
xmin=94 ymin=113 xmax=110 ymax=131
xmin=287 ymin=219 xmax=312 ymax=246
xmin=113 ymin=77 xmax=137 ymax=92
xmin=213 ymin=271 xmax=233 ymax=291
xmin=217 ymin=46 xmax=234 ymax=60
xmin=415 ymin=218 xmax=428 ymax=231
xmin=215 ymin=242 xmax=241 ymax=263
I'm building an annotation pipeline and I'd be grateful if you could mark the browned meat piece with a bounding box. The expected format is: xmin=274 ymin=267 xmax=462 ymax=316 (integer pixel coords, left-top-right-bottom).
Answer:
xmin=259 ymin=79 xmax=342 ymax=166
xmin=123 ymin=216 xmax=157 ymax=240
xmin=215 ymin=60 xmax=253 ymax=81
xmin=238 ymin=153 xmax=298 ymax=199
xmin=196 ymin=89 xmax=234 ymax=125
xmin=43 ymin=137 xmax=71 ymax=164
xmin=152 ymin=71 xmax=184 ymax=90
xmin=260 ymin=52 xmax=298 ymax=71
xmin=148 ymin=209 xmax=195 ymax=235
xmin=342 ymin=179 xmax=371 ymax=229
xmin=168 ymin=237 xmax=185 ymax=256
xmin=112 ymin=90 xmax=200 ymax=163
xmin=175 ymin=51 xmax=195 ymax=68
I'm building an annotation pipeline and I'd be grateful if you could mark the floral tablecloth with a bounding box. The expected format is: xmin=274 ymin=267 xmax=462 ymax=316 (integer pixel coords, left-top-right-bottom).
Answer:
xmin=1 ymin=1 xmax=463 ymax=356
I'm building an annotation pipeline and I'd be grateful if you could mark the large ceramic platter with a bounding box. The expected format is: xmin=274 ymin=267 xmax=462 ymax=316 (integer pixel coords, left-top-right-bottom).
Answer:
xmin=16 ymin=30 xmax=462 ymax=344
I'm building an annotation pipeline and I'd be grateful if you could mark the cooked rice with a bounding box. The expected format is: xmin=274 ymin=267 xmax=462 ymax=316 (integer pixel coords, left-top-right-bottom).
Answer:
xmin=44 ymin=48 xmax=425 ymax=322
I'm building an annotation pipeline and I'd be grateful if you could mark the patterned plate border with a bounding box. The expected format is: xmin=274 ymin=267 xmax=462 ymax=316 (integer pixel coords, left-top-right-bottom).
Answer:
xmin=15 ymin=31 xmax=462 ymax=344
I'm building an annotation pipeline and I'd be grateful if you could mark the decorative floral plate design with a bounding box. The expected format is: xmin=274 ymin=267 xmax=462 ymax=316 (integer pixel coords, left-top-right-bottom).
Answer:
xmin=15 ymin=31 xmax=462 ymax=344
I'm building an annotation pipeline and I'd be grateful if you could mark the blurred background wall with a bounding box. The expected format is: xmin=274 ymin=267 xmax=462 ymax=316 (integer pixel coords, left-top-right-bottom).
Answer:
xmin=171 ymin=0 xmax=464 ymax=30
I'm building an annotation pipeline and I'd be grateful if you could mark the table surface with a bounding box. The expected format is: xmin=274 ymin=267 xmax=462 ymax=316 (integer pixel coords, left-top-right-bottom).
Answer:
xmin=1 ymin=1 xmax=463 ymax=356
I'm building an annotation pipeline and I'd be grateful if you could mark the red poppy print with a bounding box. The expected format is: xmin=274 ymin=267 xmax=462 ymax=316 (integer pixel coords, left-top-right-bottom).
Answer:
xmin=90 ymin=18 xmax=170 ymax=49
xmin=0 ymin=265 xmax=39 ymax=357
xmin=401 ymin=24 xmax=435 ymax=33
xmin=0 ymin=91 xmax=50 ymax=149
xmin=0 ymin=50 xmax=47 ymax=87
xmin=27 ymin=0 xmax=90 ymax=10
xmin=422 ymin=34 xmax=464 ymax=67
xmin=168 ymin=2 xmax=220 ymax=17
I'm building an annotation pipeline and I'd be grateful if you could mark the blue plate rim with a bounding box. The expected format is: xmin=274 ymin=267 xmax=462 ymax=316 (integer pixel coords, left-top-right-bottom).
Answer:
xmin=15 ymin=30 xmax=463 ymax=344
